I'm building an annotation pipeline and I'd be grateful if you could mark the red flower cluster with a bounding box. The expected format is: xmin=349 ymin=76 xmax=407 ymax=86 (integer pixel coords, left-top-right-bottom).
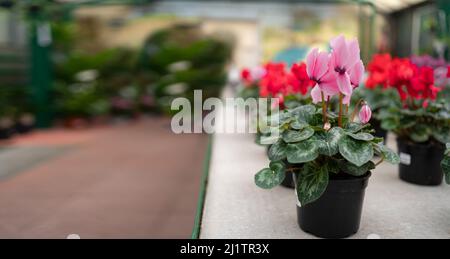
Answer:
xmin=291 ymin=63 xmax=315 ymax=95
xmin=366 ymin=54 xmax=392 ymax=89
xmin=240 ymin=68 xmax=252 ymax=85
xmin=410 ymin=67 xmax=441 ymax=103
xmin=259 ymin=62 xmax=314 ymax=99
xmin=366 ymin=54 xmax=442 ymax=106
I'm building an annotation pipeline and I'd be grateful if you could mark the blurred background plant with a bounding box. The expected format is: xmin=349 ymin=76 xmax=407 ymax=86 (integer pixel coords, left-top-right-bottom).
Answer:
xmin=50 ymin=21 xmax=231 ymax=125
xmin=139 ymin=24 xmax=232 ymax=115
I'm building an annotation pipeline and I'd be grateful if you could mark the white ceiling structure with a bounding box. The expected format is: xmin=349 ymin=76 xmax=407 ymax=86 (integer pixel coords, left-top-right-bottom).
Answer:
xmin=369 ymin=0 xmax=428 ymax=13
xmin=54 ymin=0 xmax=431 ymax=13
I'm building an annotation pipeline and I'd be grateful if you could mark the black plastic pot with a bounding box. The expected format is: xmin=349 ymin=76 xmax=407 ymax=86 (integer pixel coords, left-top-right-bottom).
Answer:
xmin=397 ymin=138 xmax=445 ymax=186
xmin=296 ymin=172 xmax=371 ymax=239
xmin=15 ymin=122 xmax=34 ymax=134
xmin=281 ymin=171 xmax=295 ymax=188
xmin=0 ymin=127 xmax=13 ymax=139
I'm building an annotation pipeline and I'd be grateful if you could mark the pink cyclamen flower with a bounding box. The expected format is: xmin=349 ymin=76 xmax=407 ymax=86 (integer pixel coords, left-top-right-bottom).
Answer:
xmin=343 ymin=60 xmax=365 ymax=104
xmin=306 ymin=48 xmax=339 ymax=103
xmin=330 ymin=35 xmax=363 ymax=99
xmin=359 ymin=104 xmax=372 ymax=124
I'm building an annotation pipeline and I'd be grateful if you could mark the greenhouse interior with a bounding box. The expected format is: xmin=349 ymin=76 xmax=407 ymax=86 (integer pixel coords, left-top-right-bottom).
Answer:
xmin=0 ymin=0 xmax=449 ymax=241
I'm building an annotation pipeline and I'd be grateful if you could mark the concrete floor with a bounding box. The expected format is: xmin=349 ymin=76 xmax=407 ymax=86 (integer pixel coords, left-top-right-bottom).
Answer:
xmin=0 ymin=117 xmax=208 ymax=239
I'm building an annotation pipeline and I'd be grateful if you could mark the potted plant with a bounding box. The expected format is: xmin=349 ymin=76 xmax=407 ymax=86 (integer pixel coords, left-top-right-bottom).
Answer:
xmin=254 ymin=35 xmax=399 ymax=238
xmin=378 ymin=59 xmax=450 ymax=186
xmin=256 ymin=62 xmax=315 ymax=188
xmin=361 ymin=53 xmax=398 ymax=140
xmin=442 ymin=143 xmax=450 ymax=184
xmin=238 ymin=66 xmax=265 ymax=100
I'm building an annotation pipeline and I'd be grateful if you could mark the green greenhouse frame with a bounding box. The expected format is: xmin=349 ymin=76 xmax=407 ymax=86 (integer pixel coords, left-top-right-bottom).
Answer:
xmin=1 ymin=0 xmax=448 ymax=127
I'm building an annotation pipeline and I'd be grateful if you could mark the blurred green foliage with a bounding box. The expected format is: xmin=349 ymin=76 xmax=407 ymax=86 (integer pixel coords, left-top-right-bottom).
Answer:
xmin=138 ymin=24 xmax=232 ymax=114
xmin=52 ymin=22 xmax=231 ymax=119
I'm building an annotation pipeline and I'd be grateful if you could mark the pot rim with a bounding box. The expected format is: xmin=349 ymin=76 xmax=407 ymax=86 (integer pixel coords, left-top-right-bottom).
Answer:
xmin=330 ymin=171 xmax=371 ymax=182
xmin=396 ymin=137 xmax=445 ymax=150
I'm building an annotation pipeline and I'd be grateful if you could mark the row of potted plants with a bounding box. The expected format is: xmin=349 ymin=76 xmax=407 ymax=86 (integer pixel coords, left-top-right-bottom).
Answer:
xmin=363 ymin=54 xmax=450 ymax=185
xmin=51 ymin=23 xmax=231 ymax=127
xmin=241 ymin=35 xmax=450 ymax=238
xmin=0 ymin=86 xmax=35 ymax=139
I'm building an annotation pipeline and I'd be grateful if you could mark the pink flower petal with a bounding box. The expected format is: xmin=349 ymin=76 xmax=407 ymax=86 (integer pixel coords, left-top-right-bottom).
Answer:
xmin=336 ymin=73 xmax=352 ymax=96
xmin=342 ymin=94 xmax=351 ymax=105
xmin=310 ymin=84 xmax=323 ymax=104
xmin=330 ymin=35 xmax=349 ymax=69
xmin=319 ymin=71 xmax=339 ymax=96
xmin=315 ymin=52 xmax=331 ymax=80
xmin=349 ymin=60 xmax=365 ymax=87
xmin=306 ymin=48 xmax=318 ymax=78
xmin=347 ymin=38 xmax=361 ymax=68
xmin=359 ymin=104 xmax=372 ymax=124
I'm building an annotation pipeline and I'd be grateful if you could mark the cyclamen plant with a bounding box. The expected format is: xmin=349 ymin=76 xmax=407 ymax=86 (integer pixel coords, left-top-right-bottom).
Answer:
xmin=359 ymin=54 xmax=400 ymax=119
xmin=373 ymin=56 xmax=450 ymax=144
xmin=442 ymin=144 xmax=450 ymax=184
xmin=259 ymin=62 xmax=315 ymax=109
xmin=239 ymin=66 xmax=265 ymax=100
xmin=255 ymin=35 xmax=399 ymax=206
xmin=254 ymin=62 xmax=315 ymax=146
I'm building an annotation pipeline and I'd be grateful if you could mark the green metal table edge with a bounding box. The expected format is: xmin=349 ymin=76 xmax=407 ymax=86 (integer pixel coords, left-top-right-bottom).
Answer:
xmin=191 ymin=134 xmax=214 ymax=239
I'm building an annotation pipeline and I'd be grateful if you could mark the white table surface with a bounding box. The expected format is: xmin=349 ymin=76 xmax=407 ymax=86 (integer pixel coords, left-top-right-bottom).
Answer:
xmin=199 ymin=95 xmax=450 ymax=239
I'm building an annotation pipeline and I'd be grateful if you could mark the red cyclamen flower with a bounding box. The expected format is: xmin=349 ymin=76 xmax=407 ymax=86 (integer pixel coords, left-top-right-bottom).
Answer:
xmin=365 ymin=53 xmax=392 ymax=89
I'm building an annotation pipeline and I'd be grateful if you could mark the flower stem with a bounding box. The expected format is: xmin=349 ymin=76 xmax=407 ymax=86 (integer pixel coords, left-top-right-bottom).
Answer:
xmin=338 ymin=93 xmax=343 ymax=127
xmin=321 ymin=91 xmax=328 ymax=126
xmin=350 ymin=99 xmax=364 ymax=122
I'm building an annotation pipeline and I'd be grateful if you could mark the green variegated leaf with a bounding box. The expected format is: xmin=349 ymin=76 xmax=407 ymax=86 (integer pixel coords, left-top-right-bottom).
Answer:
xmin=326 ymin=159 xmax=340 ymax=174
xmin=441 ymin=156 xmax=450 ymax=185
xmin=308 ymin=113 xmax=325 ymax=126
xmin=296 ymin=163 xmax=329 ymax=206
xmin=311 ymin=127 xmax=344 ymax=156
xmin=279 ymin=112 xmax=294 ymax=126
xmin=286 ymin=140 xmax=319 ymax=164
xmin=410 ymin=124 xmax=431 ymax=143
xmin=338 ymin=136 xmax=374 ymax=167
xmin=291 ymin=105 xmax=316 ymax=123
xmin=255 ymin=161 xmax=286 ymax=189
xmin=268 ymin=140 xmax=287 ymax=161
xmin=339 ymin=160 xmax=375 ymax=176
xmin=432 ymin=126 xmax=450 ymax=144
xmin=260 ymin=134 xmax=279 ymax=145
xmin=372 ymin=137 xmax=384 ymax=144
xmin=291 ymin=119 xmax=309 ymax=130
xmin=347 ymin=132 xmax=374 ymax=141
xmin=378 ymin=143 xmax=400 ymax=164
xmin=282 ymin=128 xmax=314 ymax=143
xmin=346 ymin=122 xmax=370 ymax=133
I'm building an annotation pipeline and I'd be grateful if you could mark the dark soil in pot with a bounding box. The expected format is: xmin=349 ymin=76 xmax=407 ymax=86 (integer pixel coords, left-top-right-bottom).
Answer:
xmin=397 ymin=138 xmax=445 ymax=186
xmin=296 ymin=172 xmax=371 ymax=239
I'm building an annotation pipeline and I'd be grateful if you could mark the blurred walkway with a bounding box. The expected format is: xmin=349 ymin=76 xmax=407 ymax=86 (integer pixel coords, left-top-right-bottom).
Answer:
xmin=0 ymin=117 xmax=208 ymax=238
